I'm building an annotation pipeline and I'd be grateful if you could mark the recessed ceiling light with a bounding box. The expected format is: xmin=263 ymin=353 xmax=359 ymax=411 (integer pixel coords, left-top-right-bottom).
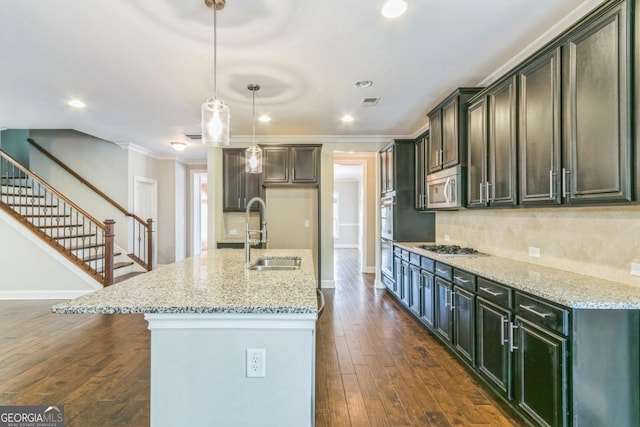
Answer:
xmin=68 ymin=99 xmax=86 ymax=109
xmin=354 ymin=80 xmax=373 ymax=89
xmin=259 ymin=115 xmax=271 ymax=123
xmin=171 ymin=141 xmax=187 ymax=152
xmin=381 ymin=0 xmax=408 ymax=18
xmin=341 ymin=115 xmax=354 ymax=123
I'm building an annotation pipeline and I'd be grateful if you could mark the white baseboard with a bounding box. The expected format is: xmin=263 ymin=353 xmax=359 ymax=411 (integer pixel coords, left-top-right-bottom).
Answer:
xmin=0 ymin=290 xmax=95 ymax=300
xmin=362 ymin=266 xmax=376 ymax=274
xmin=374 ymin=279 xmax=387 ymax=289
xmin=320 ymin=280 xmax=335 ymax=289
xmin=333 ymin=244 xmax=359 ymax=249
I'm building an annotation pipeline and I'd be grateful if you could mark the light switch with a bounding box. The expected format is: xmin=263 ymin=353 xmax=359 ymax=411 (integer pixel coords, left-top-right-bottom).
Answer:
xmin=304 ymin=220 xmax=310 ymax=228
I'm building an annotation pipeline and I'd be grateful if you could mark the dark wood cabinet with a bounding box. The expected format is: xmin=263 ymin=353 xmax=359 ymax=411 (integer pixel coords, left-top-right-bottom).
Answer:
xmin=400 ymin=260 xmax=410 ymax=306
xmin=380 ymin=145 xmax=394 ymax=194
xmin=467 ymin=97 xmax=488 ymax=207
xmin=262 ymin=145 xmax=320 ymax=185
xmin=414 ymin=133 xmax=429 ymax=209
xmin=428 ymin=88 xmax=482 ymax=174
xmin=393 ymin=255 xmax=402 ymax=300
xmin=222 ymin=149 xmax=261 ymax=212
xmin=468 ymin=76 xmax=519 ymax=208
xmin=420 ymin=269 xmax=435 ymax=329
xmin=515 ymin=317 xmax=568 ymax=427
xmin=476 ymin=297 xmax=512 ymax=399
xmin=434 ymin=277 xmax=453 ymax=344
xmin=452 ymin=287 xmax=475 ymax=365
xmin=519 ymin=47 xmax=562 ymax=206
xmin=562 ymin=1 xmax=631 ymax=204
xmin=409 ymin=264 xmax=421 ymax=316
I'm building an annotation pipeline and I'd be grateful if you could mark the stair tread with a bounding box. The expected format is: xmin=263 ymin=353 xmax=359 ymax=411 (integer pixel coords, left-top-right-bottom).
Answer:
xmin=38 ymin=224 xmax=83 ymax=229
xmin=5 ymin=203 xmax=59 ymax=207
xmin=67 ymin=243 xmax=105 ymax=251
xmin=52 ymin=233 xmax=97 ymax=240
xmin=0 ymin=193 xmax=45 ymax=198
xmin=82 ymin=252 xmax=121 ymax=263
xmin=23 ymin=214 xmax=71 ymax=218
xmin=114 ymin=271 xmax=146 ymax=284
xmin=98 ymin=261 xmax=134 ymax=274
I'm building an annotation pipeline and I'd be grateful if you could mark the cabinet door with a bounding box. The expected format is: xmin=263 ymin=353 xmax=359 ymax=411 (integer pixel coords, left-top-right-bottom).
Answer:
xmin=489 ymin=76 xmax=518 ymax=207
xmin=428 ymin=110 xmax=443 ymax=173
xmin=563 ymin=3 xmax=631 ymax=203
xmin=476 ymin=298 xmax=512 ymax=399
xmin=245 ymin=170 xmax=262 ymax=209
xmin=519 ymin=48 xmax=561 ymax=205
xmin=467 ymin=97 xmax=488 ymax=208
xmin=414 ymin=136 xmax=427 ymax=209
xmin=387 ymin=146 xmax=395 ymax=192
xmin=434 ymin=278 xmax=452 ymax=344
xmin=291 ymin=146 xmax=319 ymax=183
xmin=393 ymin=256 xmax=402 ymax=298
xmin=453 ymin=287 xmax=475 ymax=365
xmin=401 ymin=260 xmax=410 ymax=305
xmin=420 ymin=270 xmax=435 ymax=329
xmin=515 ymin=317 xmax=568 ymax=427
xmin=263 ymin=147 xmax=289 ymax=183
xmin=222 ymin=149 xmax=244 ymax=212
xmin=380 ymin=149 xmax=388 ymax=193
xmin=409 ymin=265 xmax=421 ymax=315
xmin=442 ymin=98 xmax=459 ymax=169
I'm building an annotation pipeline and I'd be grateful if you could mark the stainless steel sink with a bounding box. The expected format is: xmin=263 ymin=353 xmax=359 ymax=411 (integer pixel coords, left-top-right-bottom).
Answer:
xmin=249 ymin=256 xmax=301 ymax=271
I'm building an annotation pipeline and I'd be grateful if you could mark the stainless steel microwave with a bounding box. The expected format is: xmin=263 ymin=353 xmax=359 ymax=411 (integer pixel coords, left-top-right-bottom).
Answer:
xmin=427 ymin=166 xmax=464 ymax=209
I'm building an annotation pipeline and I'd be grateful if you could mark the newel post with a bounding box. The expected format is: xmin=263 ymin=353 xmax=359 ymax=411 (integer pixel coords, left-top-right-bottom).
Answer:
xmin=146 ymin=218 xmax=154 ymax=271
xmin=104 ymin=219 xmax=116 ymax=286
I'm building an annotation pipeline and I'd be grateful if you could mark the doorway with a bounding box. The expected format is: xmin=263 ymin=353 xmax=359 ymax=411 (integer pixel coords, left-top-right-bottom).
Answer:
xmin=191 ymin=171 xmax=208 ymax=255
xmin=133 ymin=176 xmax=158 ymax=268
xmin=333 ymin=162 xmax=364 ymax=272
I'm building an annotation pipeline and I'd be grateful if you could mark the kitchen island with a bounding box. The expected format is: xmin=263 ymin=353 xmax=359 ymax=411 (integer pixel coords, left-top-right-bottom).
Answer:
xmin=53 ymin=249 xmax=318 ymax=427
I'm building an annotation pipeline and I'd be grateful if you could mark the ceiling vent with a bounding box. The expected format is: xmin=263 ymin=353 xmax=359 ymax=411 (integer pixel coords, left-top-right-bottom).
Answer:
xmin=184 ymin=134 xmax=202 ymax=140
xmin=361 ymin=97 xmax=380 ymax=107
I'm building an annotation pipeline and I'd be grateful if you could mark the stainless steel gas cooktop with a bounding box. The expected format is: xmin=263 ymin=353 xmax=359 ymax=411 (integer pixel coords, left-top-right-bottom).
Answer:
xmin=416 ymin=244 xmax=486 ymax=256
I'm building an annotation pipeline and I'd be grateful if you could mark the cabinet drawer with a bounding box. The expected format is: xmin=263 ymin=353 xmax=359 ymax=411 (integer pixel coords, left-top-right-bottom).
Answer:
xmin=393 ymin=246 xmax=402 ymax=257
xmin=435 ymin=262 xmax=452 ymax=281
xmin=477 ymin=278 xmax=511 ymax=308
xmin=410 ymin=252 xmax=421 ymax=266
xmin=452 ymin=269 xmax=476 ymax=292
xmin=382 ymin=274 xmax=395 ymax=290
xmin=421 ymin=256 xmax=435 ymax=272
xmin=400 ymin=249 xmax=410 ymax=261
xmin=515 ymin=293 xmax=569 ymax=336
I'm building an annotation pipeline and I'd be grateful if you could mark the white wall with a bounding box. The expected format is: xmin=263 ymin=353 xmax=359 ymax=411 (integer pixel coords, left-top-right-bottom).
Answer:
xmin=174 ymin=161 xmax=187 ymax=261
xmin=333 ymin=180 xmax=359 ymax=248
xmin=0 ymin=209 xmax=100 ymax=298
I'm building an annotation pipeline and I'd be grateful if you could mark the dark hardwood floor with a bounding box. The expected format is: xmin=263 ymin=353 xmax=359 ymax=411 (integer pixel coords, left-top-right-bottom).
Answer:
xmin=0 ymin=249 xmax=522 ymax=426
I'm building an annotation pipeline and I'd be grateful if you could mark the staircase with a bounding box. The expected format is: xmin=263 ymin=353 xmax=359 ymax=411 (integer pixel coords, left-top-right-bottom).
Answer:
xmin=0 ymin=149 xmax=151 ymax=286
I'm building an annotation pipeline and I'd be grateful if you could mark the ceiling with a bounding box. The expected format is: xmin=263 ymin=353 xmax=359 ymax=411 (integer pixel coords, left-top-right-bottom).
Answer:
xmin=0 ymin=0 xmax=589 ymax=161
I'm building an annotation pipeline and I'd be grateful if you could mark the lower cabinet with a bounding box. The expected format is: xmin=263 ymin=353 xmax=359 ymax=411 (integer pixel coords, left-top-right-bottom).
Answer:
xmin=420 ymin=269 xmax=435 ymax=328
xmin=515 ymin=316 xmax=568 ymax=427
xmin=409 ymin=264 xmax=421 ymax=316
xmin=434 ymin=278 xmax=453 ymax=343
xmin=476 ymin=297 xmax=512 ymax=399
xmin=452 ymin=287 xmax=475 ymax=365
xmin=401 ymin=260 xmax=410 ymax=306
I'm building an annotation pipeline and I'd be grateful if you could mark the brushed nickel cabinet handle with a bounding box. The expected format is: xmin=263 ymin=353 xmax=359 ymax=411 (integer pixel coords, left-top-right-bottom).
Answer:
xmin=520 ymin=304 xmax=551 ymax=319
xmin=479 ymin=286 xmax=502 ymax=297
xmin=509 ymin=322 xmax=518 ymax=352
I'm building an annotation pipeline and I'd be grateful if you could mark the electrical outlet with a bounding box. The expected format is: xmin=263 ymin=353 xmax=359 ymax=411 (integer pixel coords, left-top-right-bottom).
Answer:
xmin=304 ymin=219 xmax=310 ymax=228
xmin=631 ymin=263 xmax=640 ymax=277
xmin=444 ymin=234 xmax=450 ymax=242
xmin=246 ymin=349 xmax=266 ymax=378
xmin=229 ymin=229 xmax=238 ymax=235
xmin=528 ymin=247 xmax=541 ymax=258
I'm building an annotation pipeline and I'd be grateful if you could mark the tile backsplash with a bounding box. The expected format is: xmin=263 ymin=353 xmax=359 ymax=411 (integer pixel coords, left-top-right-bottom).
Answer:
xmin=436 ymin=205 xmax=640 ymax=287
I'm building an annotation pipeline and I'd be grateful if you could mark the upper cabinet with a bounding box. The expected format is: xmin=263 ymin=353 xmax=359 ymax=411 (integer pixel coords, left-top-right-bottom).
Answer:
xmin=414 ymin=132 xmax=429 ymax=209
xmin=222 ymin=149 xmax=262 ymax=212
xmin=561 ymin=1 xmax=631 ymax=204
xmin=262 ymin=145 xmax=321 ymax=186
xmin=518 ymin=47 xmax=562 ymax=206
xmin=519 ymin=0 xmax=632 ymax=206
xmin=380 ymin=144 xmax=395 ymax=194
xmin=468 ymin=76 xmax=518 ymax=208
xmin=428 ymin=88 xmax=482 ymax=174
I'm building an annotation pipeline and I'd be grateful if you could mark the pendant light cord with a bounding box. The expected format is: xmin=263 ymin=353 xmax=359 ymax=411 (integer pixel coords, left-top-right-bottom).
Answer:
xmin=213 ymin=5 xmax=218 ymax=99
xmin=252 ymin=89 xmax=256 ymax=146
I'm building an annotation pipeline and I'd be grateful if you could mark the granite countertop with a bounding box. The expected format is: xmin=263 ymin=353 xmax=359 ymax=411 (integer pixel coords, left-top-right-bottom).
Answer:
xmin=395 ymin=242 xmax=640 ymax=310
xmin=53 ymin=249 xmax=317 ymax=315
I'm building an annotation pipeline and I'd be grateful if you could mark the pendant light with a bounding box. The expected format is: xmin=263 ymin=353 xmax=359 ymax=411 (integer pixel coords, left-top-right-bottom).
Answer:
xmin=201 ymin=0 xmax=230 ymax=147
xmin=245 ymin=84 xmax=262 ymax=173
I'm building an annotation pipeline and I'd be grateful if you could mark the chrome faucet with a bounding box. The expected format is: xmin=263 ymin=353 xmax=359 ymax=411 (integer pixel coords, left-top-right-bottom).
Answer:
xmin=245 ymin=197 xmax=268 ymax=266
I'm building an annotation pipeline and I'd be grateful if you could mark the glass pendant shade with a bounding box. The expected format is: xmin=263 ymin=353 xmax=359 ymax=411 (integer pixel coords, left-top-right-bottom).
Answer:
xmin=201 ymin=98 xmax=230 ymax=147
xmin=245 ymin=145 xmax=262 ymax=173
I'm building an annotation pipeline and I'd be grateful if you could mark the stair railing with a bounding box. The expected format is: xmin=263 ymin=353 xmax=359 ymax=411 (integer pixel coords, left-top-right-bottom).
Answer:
xmin=0 ymin=149 xmax=115 ymax=285
xmin=28 ymin=138 xmax=153 ymax=271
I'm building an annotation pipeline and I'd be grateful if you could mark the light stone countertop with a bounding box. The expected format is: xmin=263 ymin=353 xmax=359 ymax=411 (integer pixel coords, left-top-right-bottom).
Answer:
xmin=395 ymin=242 xmax=640 ymax=310
xmin=52 ymin=249 xmax=317 ymax=315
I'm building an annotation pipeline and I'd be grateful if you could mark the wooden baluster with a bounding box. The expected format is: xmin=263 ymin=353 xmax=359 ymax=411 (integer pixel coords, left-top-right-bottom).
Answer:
xmin=146 ymin=218 xmax=153 ymax=271
xmin=104 ymin=219 xmax=116 ymax=286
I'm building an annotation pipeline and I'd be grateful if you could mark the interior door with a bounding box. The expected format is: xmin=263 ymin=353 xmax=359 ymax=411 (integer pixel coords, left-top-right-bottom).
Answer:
xmin=134 ymin=176 xmax=158 ymax=268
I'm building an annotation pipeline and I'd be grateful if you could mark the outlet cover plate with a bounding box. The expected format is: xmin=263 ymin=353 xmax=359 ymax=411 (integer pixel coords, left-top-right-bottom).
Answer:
xmin=631 ymin=263 xmax=640 ymax=277
xmin=528 ymin=247 xmax=541 ymax=258
xmin=246 ymin=349 xmax=266 ymax=378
